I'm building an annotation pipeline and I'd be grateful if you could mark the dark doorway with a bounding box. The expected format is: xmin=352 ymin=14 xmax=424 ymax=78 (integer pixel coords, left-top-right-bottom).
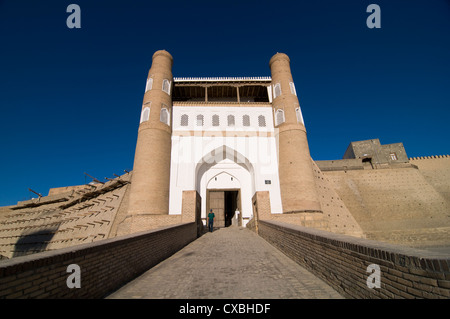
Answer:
xmin=224 ymin=191 xmax=238 ymax=227
xmin=207 ymin=189 xmax=241 ymax=228
xmin=208 ymin=190 xmax=225 ymax=228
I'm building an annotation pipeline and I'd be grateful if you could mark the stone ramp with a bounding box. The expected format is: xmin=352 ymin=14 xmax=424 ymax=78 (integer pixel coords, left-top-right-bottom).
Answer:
xmin=106 ymin=226 xmax=343 ymax=299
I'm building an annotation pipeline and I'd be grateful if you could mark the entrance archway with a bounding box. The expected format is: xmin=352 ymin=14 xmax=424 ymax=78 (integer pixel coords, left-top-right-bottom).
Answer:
xmin=195 ymin=146 xmax=254 ymax=227
xmin=206 ymin=189 xmax=241 ymax=227
xmin=206 ymin=171 xmax=242 ymax=228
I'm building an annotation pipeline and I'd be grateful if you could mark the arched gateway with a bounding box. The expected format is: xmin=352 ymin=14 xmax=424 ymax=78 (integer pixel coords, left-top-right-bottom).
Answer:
xmin=169 ymin=120 xmax=283 ymax=227
xmin=121 ymin=50 xmax=324 ymax=233
xmin=195 ymin=145 xmax=255 ymax=227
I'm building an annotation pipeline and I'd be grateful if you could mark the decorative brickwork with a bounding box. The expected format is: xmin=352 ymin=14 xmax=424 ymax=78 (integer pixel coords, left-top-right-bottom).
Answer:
xmin=0 ymin=174 xmax=131 ymax=259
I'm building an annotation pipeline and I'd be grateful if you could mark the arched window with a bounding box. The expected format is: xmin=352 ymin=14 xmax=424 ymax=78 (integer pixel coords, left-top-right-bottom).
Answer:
xmin=140 ymin=106 xmax=150 ymax=124
xmin=212 ymin=114 xmax=220 ymax=127
xmin=160 ymin=107 xmax=170 ymax=125
xmin=295 ymin=107 xmax=304 ymax=125
xmin=180 ymin=114 xmax=189 ymax=126
xmin=196 ymin=114 xmax=204 ymax=126
xmin=273 ymin=83 xmax=281 ymax=99
xmin=258 ymin=115 xmax=266 ymax=127
xmin=227 ymin=115 xmax=235 ymax=126
xmin=162 ymin=79 xmax=171 ymax=95
xmin=275 ymin=109 xmax=285 ymax=126
xmin=242 ymin=115 xmax=250 ymax=127
xmin=289 ymin=82 xmax=297 ymax=96
xmin=145 ymin=77 xmax=153 ymax=92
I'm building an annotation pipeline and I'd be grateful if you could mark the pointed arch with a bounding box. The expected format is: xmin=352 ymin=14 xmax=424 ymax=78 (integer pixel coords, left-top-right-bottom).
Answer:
xmin=206 ymin=171 xmax=241 ymax=190
xmin=140 ymin=106 xmax=150 ymax=123
xmin=195 ymin=145 xmax=255 ymax=194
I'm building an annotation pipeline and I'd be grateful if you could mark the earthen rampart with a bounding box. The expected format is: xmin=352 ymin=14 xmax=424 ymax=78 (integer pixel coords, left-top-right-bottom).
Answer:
xmin=320 ymin=160 xmax=450 ymax=247
xmin=0 ymin=173 xmax=132 ymax=259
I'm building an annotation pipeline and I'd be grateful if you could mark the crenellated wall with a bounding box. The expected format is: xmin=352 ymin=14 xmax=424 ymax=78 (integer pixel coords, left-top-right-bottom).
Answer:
xmin=409 ymin=155 xmax=450 ymax=160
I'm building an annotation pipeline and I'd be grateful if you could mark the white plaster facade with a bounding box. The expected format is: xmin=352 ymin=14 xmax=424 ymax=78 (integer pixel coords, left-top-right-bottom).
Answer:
xmin=168 ymin=105 xmax=283 ymax=226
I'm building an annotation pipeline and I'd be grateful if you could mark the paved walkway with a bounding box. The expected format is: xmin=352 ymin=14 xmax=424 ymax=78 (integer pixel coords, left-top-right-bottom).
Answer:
xmin=106 ymin=226 xmax=343 ymax=299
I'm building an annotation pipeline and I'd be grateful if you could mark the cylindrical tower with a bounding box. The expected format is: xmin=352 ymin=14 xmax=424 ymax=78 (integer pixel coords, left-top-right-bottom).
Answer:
xmin=270 ymin=53 xmax=322 ymax=214
xmin=127 ymin=50 xmax=174 ymax=216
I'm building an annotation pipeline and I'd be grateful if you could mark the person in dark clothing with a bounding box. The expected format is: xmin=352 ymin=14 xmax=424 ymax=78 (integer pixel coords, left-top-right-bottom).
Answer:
xmin=208 ymin=209 xmax=215 ymax=232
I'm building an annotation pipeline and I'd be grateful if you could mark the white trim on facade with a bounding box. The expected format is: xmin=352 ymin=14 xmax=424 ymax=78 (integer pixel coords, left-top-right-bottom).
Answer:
xmin=173 ymin=76 xmax=271 ymax=82
xmin=145 ymin=77 xmax=153 ymax=92
xmin=140 ymin=106 xmax=150 ymax=124
xmin=168 ymin=105 xmax=283 ymax=226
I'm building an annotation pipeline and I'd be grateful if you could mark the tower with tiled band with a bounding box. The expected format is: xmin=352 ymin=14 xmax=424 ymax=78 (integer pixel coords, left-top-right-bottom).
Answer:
xmin=123 ymin=50 xmax=174 ymax=232
xmin=269 ymin=53 xmax=323 ymax=214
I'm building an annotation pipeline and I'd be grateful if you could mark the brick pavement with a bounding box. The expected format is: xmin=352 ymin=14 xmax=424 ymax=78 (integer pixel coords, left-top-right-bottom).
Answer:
xmin=106 ymin=226 xmax=343 ymax=299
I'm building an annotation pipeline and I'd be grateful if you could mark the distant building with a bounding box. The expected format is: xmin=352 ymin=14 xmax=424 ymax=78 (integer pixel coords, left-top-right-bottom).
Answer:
xmin=343 ymin=138 xmax=409 ymax=165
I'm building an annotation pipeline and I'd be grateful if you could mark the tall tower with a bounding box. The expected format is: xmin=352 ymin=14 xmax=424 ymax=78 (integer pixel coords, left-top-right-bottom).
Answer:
xmin=270 ymin=53 xmax=322 ymax=214
xmin=127 ymin=50 xmax=173 ymax=218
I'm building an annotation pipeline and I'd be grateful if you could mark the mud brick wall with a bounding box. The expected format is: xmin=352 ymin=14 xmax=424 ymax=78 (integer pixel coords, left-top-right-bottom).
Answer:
xmin=258 ymin=220 xmax=450 ymax=299
xmin=322 ymin=165 xmax=450 ymax=247
xmin=0 ymin=222 xmax=197 ymax=299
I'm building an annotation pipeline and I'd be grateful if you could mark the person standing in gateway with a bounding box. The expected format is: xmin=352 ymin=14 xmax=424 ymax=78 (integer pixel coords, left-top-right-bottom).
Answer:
xmin=208 ymin=209 xmax=215 ymax=232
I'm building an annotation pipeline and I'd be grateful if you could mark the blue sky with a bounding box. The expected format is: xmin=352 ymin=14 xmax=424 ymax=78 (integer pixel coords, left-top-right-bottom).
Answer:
xmin=0 ymin=0 xmax=449 ymax=206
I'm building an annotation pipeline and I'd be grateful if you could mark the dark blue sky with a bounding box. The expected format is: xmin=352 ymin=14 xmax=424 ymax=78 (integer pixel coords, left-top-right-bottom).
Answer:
xmin=1 ymin=0 xmax=449 ymax=206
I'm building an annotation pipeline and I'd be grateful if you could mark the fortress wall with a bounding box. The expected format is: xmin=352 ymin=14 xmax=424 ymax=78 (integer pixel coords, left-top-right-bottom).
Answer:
xmin=322 ymin=166 xmax=450 ymax=247
xmin=114 ymin=214 xmax=183 ymax=236
xmin=0 ymin=206 xmax=14 ymax=224
xmin=113 ymin=189 xmax=202 ymax=237
xmin=48 ymin=184 xmax=100 ymax=196
xmin=0 ymin=174 xmax=131 ymax=259
xmin=0 ymin=222 xmax=197 ymax=299
xmin=409 ymin=155 xmax=450 ymax=201
xmin=258 ymin=220 xmax=450 ymax=299
xmin=315 ymin=158 xmax=364 ymax=171
xmin=249 ymin=161 xmax=366 ymax=238
xmin=311 ymin=161 xmax=365 ymax=238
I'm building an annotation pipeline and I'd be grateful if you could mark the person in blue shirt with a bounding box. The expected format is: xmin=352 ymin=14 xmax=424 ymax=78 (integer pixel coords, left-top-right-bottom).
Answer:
xmin=207 ymin=209 xmax=215 ymax=232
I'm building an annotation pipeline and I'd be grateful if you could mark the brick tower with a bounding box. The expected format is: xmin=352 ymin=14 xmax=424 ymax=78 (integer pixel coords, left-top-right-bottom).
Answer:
xmin=269 ymin=53 xmax=322 ymax=214
xmin=126 ymin=50 xmax=174 ymax=224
